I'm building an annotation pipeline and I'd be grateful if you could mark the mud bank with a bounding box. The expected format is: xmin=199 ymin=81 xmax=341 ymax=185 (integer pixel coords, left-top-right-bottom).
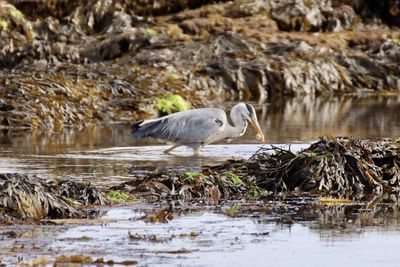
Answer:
xmin=0 ymin=0 xmax=399 ymax=129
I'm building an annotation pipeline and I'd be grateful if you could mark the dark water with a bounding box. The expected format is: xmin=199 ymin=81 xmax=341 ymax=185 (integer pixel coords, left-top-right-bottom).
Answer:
xmin=1 ymin=95 xmax=400 ymax=266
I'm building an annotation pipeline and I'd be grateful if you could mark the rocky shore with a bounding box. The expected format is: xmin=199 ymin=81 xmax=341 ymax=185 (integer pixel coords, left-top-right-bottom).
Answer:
xmin=0 ymin=0 xmax=399 ymax=129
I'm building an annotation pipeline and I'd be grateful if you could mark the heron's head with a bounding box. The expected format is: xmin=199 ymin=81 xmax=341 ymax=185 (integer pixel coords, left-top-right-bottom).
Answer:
xmin=240 ymin=103 xmax=265 ymax=143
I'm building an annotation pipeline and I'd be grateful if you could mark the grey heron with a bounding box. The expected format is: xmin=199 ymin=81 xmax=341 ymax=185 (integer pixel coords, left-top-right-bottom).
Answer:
xmin=131 ymin=103 xmax=265 ymax=155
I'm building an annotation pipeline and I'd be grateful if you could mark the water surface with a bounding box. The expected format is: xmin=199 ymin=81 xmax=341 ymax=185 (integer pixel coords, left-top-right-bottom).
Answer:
xmin=1 ymin=95 xmax=400 ymax=266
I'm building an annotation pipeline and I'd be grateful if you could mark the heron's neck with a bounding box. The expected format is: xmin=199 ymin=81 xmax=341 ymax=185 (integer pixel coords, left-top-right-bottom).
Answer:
xmin=229 ymin=109 xmax=247 ymax=135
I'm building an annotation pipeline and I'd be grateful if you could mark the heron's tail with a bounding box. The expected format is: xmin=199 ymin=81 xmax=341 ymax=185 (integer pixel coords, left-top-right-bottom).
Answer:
xmin=131 ymin=119 xmax=161 ymax=139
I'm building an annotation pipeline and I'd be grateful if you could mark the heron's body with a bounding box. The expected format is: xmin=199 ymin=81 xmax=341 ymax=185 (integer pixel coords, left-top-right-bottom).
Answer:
xmin=132 ymin=103 xmax=264 ymax=155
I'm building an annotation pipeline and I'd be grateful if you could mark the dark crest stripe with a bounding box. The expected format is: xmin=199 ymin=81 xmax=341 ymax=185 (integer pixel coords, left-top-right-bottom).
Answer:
xmin=245 ymin=103 xmax=254 ymax=115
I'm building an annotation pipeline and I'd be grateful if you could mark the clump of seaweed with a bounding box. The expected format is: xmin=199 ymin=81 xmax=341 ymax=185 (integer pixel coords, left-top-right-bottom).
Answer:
xmin=58 ymin=180 xmax=109 ymax=206
xmin=111 ymin=169 xmax=255 ymax=203
xmin=156 ymin=95 xmax=191 ymax=116
xmin=0 ymin=173 xmax=109 ymax=222
xmin=0 ymin=173 xmax=80 ymax=221
xmin=248 ymin=137 xmax=400 ymax=195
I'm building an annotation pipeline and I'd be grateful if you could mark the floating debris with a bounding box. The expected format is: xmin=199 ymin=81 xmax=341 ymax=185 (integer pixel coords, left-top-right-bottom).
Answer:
xmin=145 ymin=209 xmax=174 ymax=223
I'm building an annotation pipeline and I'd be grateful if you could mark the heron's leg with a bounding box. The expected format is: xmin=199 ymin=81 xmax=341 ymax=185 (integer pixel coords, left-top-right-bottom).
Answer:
xmin=192 ymin=146 xmax=201 ymax=156
xmin=163 ymin=145 xmax=181 ymax=154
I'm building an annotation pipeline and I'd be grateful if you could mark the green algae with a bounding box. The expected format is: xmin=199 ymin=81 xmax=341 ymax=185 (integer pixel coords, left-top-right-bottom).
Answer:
xmin=9 ymin=8 xmax=24 ymax=22
xmin=106 ymin=191 xmax=130 ymax=203
xmin=156 ymin=95 xmax=191 ymax=116
xmin=145 ymin=27 xmax=157 ymax=36
xmin=0 ymin=19 xmax=7 ymax=30
xmin=224 ymin=172 xmax=243 ymax=185
xmin=184 ymin=172 xmax=203 ymax=184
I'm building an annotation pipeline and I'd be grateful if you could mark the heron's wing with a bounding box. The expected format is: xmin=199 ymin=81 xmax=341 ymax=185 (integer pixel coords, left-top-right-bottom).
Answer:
xmin=132 ymin=108 xmax=226 ymax=144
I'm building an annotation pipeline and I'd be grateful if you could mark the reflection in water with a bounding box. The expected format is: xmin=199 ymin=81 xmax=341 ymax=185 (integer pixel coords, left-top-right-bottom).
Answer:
xmin=258 ymin=94 xmax=400 ymax=142
xmin=267 ymin=194 xmax=400 ymax=232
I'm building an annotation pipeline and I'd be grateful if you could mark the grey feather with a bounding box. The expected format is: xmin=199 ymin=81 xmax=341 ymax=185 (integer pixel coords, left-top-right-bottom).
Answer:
xmin=132 ymin=108 xmax=226 ymax=145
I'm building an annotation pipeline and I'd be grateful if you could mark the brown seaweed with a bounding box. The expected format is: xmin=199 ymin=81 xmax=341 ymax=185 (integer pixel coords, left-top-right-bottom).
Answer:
xmin=120 ymin=137 xmax=400 ymax=201
xmin=0 ymin=173 xmax=109 ymax=222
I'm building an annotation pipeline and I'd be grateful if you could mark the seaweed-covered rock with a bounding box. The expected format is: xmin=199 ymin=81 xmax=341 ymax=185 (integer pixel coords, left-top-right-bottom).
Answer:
xmin=58 ymin=180 xmax=109 ymax=206
xmin=0 ymin=0 xmax=399 ymax=130
xmin=0 ymin=1 xmax=34 ymax=38
xmin=0 ymin=1 xmax=35 ymax=62
xmin=0 ymin=70 xmax=150 ymax=129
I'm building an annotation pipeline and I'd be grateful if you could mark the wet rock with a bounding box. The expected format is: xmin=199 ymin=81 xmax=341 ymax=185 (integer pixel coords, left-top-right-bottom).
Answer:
xmin=129 ymin=0 xmax=232 ymax=16
xmin=9 ymin=0 xmax=78 ymax=19
xmin=270 ymin=0 xmax=360 ymax=32
xmin=335 ymin=0 xmax=400 ymax=27
xmin=81 ymin=30 xmax=151 ymax=61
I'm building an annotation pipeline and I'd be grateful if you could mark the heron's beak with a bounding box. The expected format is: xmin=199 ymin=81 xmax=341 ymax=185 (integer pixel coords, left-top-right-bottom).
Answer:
xmin=250 ymin=117 xmax=265 ymax=143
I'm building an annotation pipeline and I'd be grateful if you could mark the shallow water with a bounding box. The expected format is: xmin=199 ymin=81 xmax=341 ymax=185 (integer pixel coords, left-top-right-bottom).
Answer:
xmin=2 ymin=204 xmax=400 ymax=266
xmin=1 ymin=95 xmax=400 ymax=266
